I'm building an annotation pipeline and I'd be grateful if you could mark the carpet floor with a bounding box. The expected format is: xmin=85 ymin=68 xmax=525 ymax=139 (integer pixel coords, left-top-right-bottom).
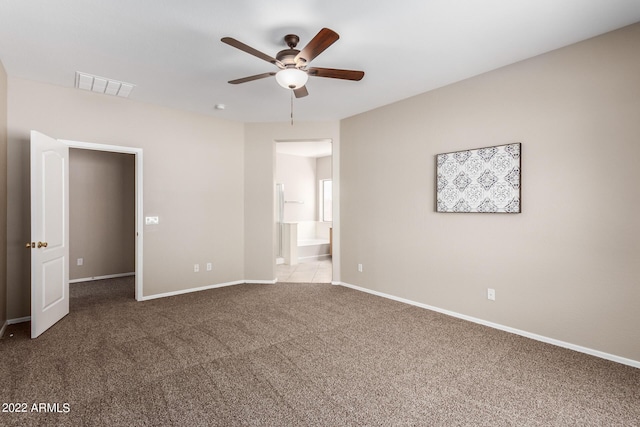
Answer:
xmin=1 ymin=277 xmax=639 ymax=426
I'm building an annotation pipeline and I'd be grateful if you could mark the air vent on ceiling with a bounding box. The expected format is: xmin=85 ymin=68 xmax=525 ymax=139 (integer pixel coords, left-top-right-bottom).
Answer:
xmin=74 ymin=72 xmax=135 ymax=98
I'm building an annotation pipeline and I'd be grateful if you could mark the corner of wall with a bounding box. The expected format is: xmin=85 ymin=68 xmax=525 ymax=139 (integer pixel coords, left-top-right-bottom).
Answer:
xmin=338 ymin=24 xmax=640 ymax=363
xmin=0 ymin=58 xmax=8 ymax=330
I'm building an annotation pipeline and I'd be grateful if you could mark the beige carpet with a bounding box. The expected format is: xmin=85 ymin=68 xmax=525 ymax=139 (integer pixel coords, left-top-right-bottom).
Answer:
xmin=1 ymin=277 xmax=638 ymax=426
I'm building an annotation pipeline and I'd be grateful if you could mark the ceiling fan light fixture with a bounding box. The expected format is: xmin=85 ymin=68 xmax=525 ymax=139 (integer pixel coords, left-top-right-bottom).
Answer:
xmin=275 ymin=68 xmax=308 ymax=90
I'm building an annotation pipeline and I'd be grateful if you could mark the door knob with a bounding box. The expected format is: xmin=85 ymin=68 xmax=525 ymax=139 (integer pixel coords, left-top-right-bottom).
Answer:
xmin=37 ymin=241 xmax=48 ymax=248
xmin=26 ymin=242 xmax=36 ymax=249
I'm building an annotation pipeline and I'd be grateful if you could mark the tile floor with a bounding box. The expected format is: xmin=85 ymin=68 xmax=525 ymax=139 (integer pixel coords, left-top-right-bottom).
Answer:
xmin=276 ymin=257 xmax=333 ymax=283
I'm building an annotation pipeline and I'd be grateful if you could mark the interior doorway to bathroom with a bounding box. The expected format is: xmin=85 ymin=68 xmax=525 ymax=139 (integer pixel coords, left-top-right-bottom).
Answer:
xmin=275 ymin=139 xmax=333 ymax=283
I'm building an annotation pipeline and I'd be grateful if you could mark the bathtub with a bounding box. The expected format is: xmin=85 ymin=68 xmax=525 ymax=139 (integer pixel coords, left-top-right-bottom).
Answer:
xmin=282 ymin=221 xmax=331 ymax=264
xmin=297 ymin=237 xmax=331 ymax=259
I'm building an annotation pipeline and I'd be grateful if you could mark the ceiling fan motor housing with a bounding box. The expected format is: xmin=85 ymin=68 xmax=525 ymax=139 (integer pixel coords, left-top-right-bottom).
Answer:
xmin=276 ymin=49 xmax=301 ymax=67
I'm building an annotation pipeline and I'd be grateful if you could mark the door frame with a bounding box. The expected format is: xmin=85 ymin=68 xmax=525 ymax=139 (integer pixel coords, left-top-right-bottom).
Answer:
xmin=274 ymin=138 xmax=337 ymax=283
xmin=60 ymin=139 xmax=144 ymax=300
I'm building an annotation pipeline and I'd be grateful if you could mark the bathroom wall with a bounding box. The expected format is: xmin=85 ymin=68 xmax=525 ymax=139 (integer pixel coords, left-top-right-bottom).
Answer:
xmin=316 ymin=156 xmax=331 ymax=182
xmin=316 ymin=155 xmax=332 ymax=239
xmin=276 ymin=153 xmax=317 ymax=222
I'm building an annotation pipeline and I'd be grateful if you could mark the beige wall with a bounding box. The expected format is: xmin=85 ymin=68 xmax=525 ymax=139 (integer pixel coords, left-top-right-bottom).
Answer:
xmin=317 ymin=155 xmax=332 ymax=223
xmin=340 ymin=23 xmax=640 ymax=362
xmin=69 ymin=149 xmax=135 ymax=280
xmin=0 ymin=60 xmax=7 ymax=327
xmin=244 ymin=121 xmax=340 ymax=282
xmin=316 ymin=156 xmax=331 ymax=182
xmin=7 ymin=78 xmax=245 ymax=318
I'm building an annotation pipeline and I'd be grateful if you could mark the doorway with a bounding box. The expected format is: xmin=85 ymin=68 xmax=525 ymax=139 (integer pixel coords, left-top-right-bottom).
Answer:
xmin=275 ymin=139 xmax=333 ymax=283
xmin=62 ymin=139 xmax=143 ymax=300
xmin=30 ymin=133 xmax=143 ymax=338
xmin=68 ymin=148 xmax=135 ymax=289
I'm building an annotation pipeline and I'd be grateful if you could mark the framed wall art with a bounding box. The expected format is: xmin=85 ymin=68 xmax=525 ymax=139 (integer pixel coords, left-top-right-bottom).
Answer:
xmin=436 ymin=143 xmax=521 ymax=213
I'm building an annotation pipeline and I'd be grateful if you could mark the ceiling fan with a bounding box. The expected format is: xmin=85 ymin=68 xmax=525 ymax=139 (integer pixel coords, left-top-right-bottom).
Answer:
xmin=221 ymin=28 xmax=364 ymax=98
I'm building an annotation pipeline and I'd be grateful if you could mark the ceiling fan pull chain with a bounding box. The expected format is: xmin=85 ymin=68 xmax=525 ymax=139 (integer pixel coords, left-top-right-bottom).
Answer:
xmin=290 ymin=90 xmax=294 ymax=126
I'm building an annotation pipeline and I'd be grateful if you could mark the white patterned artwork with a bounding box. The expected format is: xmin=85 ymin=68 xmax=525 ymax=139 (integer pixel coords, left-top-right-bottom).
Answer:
xmin=436 ymin=143 xmax=521 ymax=213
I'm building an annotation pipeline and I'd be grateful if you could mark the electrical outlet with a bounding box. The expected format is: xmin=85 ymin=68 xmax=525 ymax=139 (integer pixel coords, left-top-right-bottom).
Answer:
xmin=77 ymin=258 xmax=83 ymax=266
xmin=358 ymin=263 xmax=363 ymax=273
xmin=206 ymin=262 xmax=212 ymax=271
xmin=487 ymin=288 xmax=496 ymax=301
xmin=194 ymin=264 xmax=199 ymax=273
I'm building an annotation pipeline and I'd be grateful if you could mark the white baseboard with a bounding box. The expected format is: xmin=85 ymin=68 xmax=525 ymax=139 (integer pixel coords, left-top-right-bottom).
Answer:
xmin=245 ymin=279 xmax=278 ymax=285
xmin=6 ymin=277 xmax=276 ymax=321
xmin=139 ymin=279 xmax=276 ymax=301
xmin=338 ymin=281 xmax=640 ymax=369
xmin=0 ymin=320 xmax=7 ymax=338
xmin=69 ymin=272 xmax=135 ymax=283
xmin=7 ymin=316 xmax=31 ymax=325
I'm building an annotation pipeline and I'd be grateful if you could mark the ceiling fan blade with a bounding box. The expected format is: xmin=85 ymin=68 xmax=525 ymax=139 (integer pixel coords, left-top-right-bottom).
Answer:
xmin=228 ymin=72 xmax=276 ymax=84
xmin=221 ymin=37 xmax=284 ymax=68
xmin=294 ymin=86 xmax=309 ymax=98
xmin=294 ymin=28 xmax=339 ymax=64
xmin=307 ymin=67 xmax=365 ymax=81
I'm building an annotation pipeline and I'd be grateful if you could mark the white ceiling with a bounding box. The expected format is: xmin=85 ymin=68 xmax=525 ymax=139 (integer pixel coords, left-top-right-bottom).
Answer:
xmin=1 ymin=1 xmax=639 ymax=123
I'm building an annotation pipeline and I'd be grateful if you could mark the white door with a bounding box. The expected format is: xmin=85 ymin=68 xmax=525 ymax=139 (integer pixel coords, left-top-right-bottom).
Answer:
xmin=30 ymin=131 xmax=69 ymax=338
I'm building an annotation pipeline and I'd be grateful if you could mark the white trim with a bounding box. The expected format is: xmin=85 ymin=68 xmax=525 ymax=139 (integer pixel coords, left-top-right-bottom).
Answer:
xmin=273 ymin=136 xmax=340 ymax=285
xmin=338 ymin=281 xmax=640 ymax=369
xmin=0 ymin=321 xmax=7 ymax=338
xmin=331 ymin=136 xmax=340 ymax=284
xmin=139 ymin=280 xmax=246 ymax=301
xmin=69 ymin=272 xmax=135 ymax=283
xmin=8 ymin=316 xmax=31 ymax=325
xmin=60 ymin=139 xmax=144 ymax=302
xmin=246 ymin=279 xmax=278 ymax=285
